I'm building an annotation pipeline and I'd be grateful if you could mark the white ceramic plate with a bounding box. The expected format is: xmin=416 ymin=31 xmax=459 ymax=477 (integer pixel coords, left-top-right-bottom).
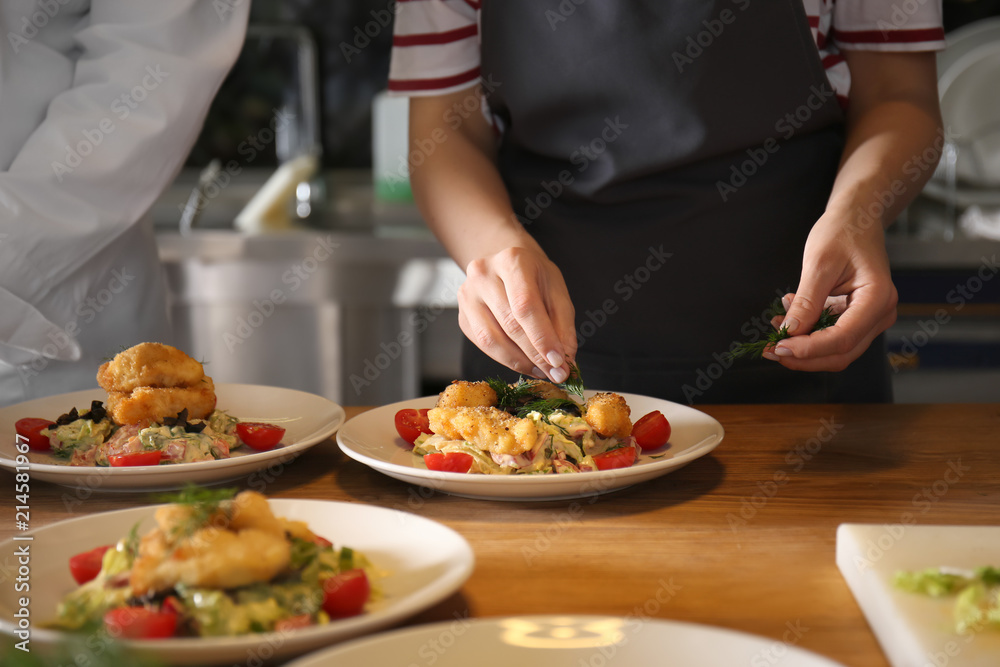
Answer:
xmin=0 ymin=499 xmax=475 ymax=665
xmin=0 ymin=383 xmax=345 ymax=491
xmin=337 ymin=392 xmax=724 ymax=501
xmin=286 ymin=615 xmax=847 ymax=667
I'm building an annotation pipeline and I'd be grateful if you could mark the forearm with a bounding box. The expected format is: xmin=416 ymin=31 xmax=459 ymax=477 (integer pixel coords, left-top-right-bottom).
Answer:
xmin=825 ymin=51 xmax=943 ymax=231
xmin=409 ymin=87 xmax=541 ymax=269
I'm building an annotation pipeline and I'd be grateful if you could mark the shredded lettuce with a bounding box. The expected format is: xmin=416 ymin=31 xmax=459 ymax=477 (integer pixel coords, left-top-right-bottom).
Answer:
xmin=895 ymin=566 xmax=1000 ymax=634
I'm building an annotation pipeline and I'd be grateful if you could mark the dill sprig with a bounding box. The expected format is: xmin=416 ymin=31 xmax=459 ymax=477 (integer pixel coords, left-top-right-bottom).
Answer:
xmin=728 ymin=300 xmax=840 ymax=361
xmin=153 ymin=484 xmax=238 ymax=539
xmin=485 ymin=361 xmax=587 ymax=417
xmin=484 ymin=376 xmax=533 ymax=412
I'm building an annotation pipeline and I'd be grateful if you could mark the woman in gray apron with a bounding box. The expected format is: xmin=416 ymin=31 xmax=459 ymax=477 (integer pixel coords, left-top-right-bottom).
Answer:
xmin=403 ymin=1 xmax=943 ymax=404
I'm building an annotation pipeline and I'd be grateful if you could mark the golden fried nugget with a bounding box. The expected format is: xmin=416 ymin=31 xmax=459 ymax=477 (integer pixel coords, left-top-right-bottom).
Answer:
xmin=428 ymin=406 xmax=539 ymax=456
xmin=436 ymin=381 xmax=498 ymax=408
xmin=106 ymin=377 xmax=216 ymax=426
xmin=97 ymin=342 xmax=206 ymax=392
xmin=521 ymin=379 xmax=570 ymax=401
xmin=584 ymin=392 xmax=632 ymax=439
xmin=130 ymin=491 xmax=291 ymax=596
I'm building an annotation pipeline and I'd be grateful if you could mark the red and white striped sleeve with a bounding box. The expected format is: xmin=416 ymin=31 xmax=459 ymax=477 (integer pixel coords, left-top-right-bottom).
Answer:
xmin=802 ymin=0 xmax=944 ymax=107
xmin=831 ymin=0 xmax=946 ymax=51
xmin=388 ymin=0 xmax=481 ymax=96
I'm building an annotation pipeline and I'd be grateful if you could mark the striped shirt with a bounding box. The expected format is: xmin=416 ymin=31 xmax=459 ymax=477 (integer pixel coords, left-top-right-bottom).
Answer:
xmin=388 ymin=0 xmax=946 ymax=105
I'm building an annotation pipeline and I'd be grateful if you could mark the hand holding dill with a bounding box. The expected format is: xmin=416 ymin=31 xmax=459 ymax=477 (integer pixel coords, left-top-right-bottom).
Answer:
xmin=728 ymin=299 xmax=840 ymax=361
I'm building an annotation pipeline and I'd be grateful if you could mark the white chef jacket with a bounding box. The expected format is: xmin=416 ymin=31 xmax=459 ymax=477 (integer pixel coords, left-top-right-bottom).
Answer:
xmin=0 ymin=0 xmax=249 ymax=406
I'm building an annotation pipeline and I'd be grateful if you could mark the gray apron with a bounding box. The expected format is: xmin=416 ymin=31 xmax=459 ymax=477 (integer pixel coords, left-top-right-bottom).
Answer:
xmin=463 ymin=0 xmax=892 ymax=404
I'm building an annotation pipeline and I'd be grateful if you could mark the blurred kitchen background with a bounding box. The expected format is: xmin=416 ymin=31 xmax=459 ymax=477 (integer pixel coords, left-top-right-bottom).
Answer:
xmin=152 ymin=0 xmax=1000 ymax=405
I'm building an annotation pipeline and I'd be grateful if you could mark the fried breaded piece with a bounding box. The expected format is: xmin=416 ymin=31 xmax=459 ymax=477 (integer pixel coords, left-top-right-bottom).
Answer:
xmin=97 ymin=342 xmax=206 ymax=392
xmin=584 ymin=392 xmax=632 ymax=439
xmin=521 ymin=380 xmax=570 ymax=401
xmin=428 ymin=406 xmax=539 ymax=456
xmin=106 ymin=377 xmax=216 ymax=426
xmin=436 ymin=381 xmax=498 ymax=408
xmin=130 ymin=491 xmax=291 ymax=596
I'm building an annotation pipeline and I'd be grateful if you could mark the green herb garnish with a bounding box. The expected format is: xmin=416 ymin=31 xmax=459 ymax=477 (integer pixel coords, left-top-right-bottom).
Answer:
xmin=153 ymin=484 xmax=238 ymax=539
xmin=728 ymin=299 xmax=840 ymax=361
xmin=486 ymin=361 xmax=587 ymax=417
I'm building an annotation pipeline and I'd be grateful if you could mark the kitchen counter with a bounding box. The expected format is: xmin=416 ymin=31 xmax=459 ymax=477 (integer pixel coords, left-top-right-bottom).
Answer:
xmin=3 ymin=402 xmax=999 ymax=665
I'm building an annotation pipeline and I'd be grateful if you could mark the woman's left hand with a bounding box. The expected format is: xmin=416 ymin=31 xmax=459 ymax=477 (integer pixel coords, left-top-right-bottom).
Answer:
xmin=764 ymin=212 xmax=897 ymax=371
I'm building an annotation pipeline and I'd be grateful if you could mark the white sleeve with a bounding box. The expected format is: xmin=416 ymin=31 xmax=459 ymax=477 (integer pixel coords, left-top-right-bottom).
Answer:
xmin=388 ymin=0 xmax=481 ymax=96
xmin=0 ymin=0 xmax=249 ymax=363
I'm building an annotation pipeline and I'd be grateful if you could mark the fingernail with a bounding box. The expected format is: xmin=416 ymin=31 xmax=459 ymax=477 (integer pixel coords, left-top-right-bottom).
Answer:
xmin=782 ymin=318 xmax=798 ymax=334
xmin=531 ymin=366 xmax=545 ymax=378
xmin=781 ymin=296 xmax=791 ymax=311
xmin=762 ymin=349 xmax=779 ymax=361
xmin=545 ymin=351 xmax=564 ymax=368
xmin=774 ymin=344 xmax=794 ymax=357
xmin=550 ymin=366 xmax=569 ymax=383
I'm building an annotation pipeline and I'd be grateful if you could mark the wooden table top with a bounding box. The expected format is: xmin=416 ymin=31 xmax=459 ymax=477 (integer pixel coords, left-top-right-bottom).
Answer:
xmin=3 ymin=402 xmax=999 ymax=666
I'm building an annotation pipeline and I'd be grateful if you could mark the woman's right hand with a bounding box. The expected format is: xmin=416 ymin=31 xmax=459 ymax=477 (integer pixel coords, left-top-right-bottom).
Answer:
xmin=458 ymin=246 xmax=578 ymax=383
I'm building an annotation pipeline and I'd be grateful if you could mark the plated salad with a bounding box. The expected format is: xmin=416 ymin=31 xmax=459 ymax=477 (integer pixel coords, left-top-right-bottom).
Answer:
xmin=50 ymin=488 xmax=378 ymax=639
xmin=13 ymin=342 xmax=287 ymax=467
xmin=14 ymin=401 xmax=286 ymax=467
xmin=394 ymin=371 xmax=672 ymax=475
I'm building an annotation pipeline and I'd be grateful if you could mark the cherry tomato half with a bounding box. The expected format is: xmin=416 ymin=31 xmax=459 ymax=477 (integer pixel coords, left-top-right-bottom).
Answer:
xmin=321 ymin=569 xmax=370 ymax=618
xmin=394 ymin=408 xmax=432 ymax=445
xmin=592 ymin=447 xmax=637 ymax=470
xmin=235 ymin=422 xmax=286 ymax=451
xmin=632 ymin=410 xmax=671 ymax=451
xmin=69 ymin=545 xmax=111 ymax=585
xmin=15 ymin=418 xmax=55 ymax=452
xmin=103 ymin=606 xmax=178 ymax=640
xmin=423 ymin=452 xmax=474 ymax=473
xmin=108 ymin=451 xmax=163 ymax=467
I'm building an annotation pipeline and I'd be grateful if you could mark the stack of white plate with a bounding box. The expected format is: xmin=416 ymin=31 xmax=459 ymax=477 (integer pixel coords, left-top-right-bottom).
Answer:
xmin=925 ymin=18 xmax=1000 ymax=209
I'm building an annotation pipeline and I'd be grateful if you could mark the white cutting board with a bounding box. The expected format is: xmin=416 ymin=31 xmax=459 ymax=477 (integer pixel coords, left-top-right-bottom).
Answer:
xmin=836 ymin=524 xmax=1000 ymax=667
